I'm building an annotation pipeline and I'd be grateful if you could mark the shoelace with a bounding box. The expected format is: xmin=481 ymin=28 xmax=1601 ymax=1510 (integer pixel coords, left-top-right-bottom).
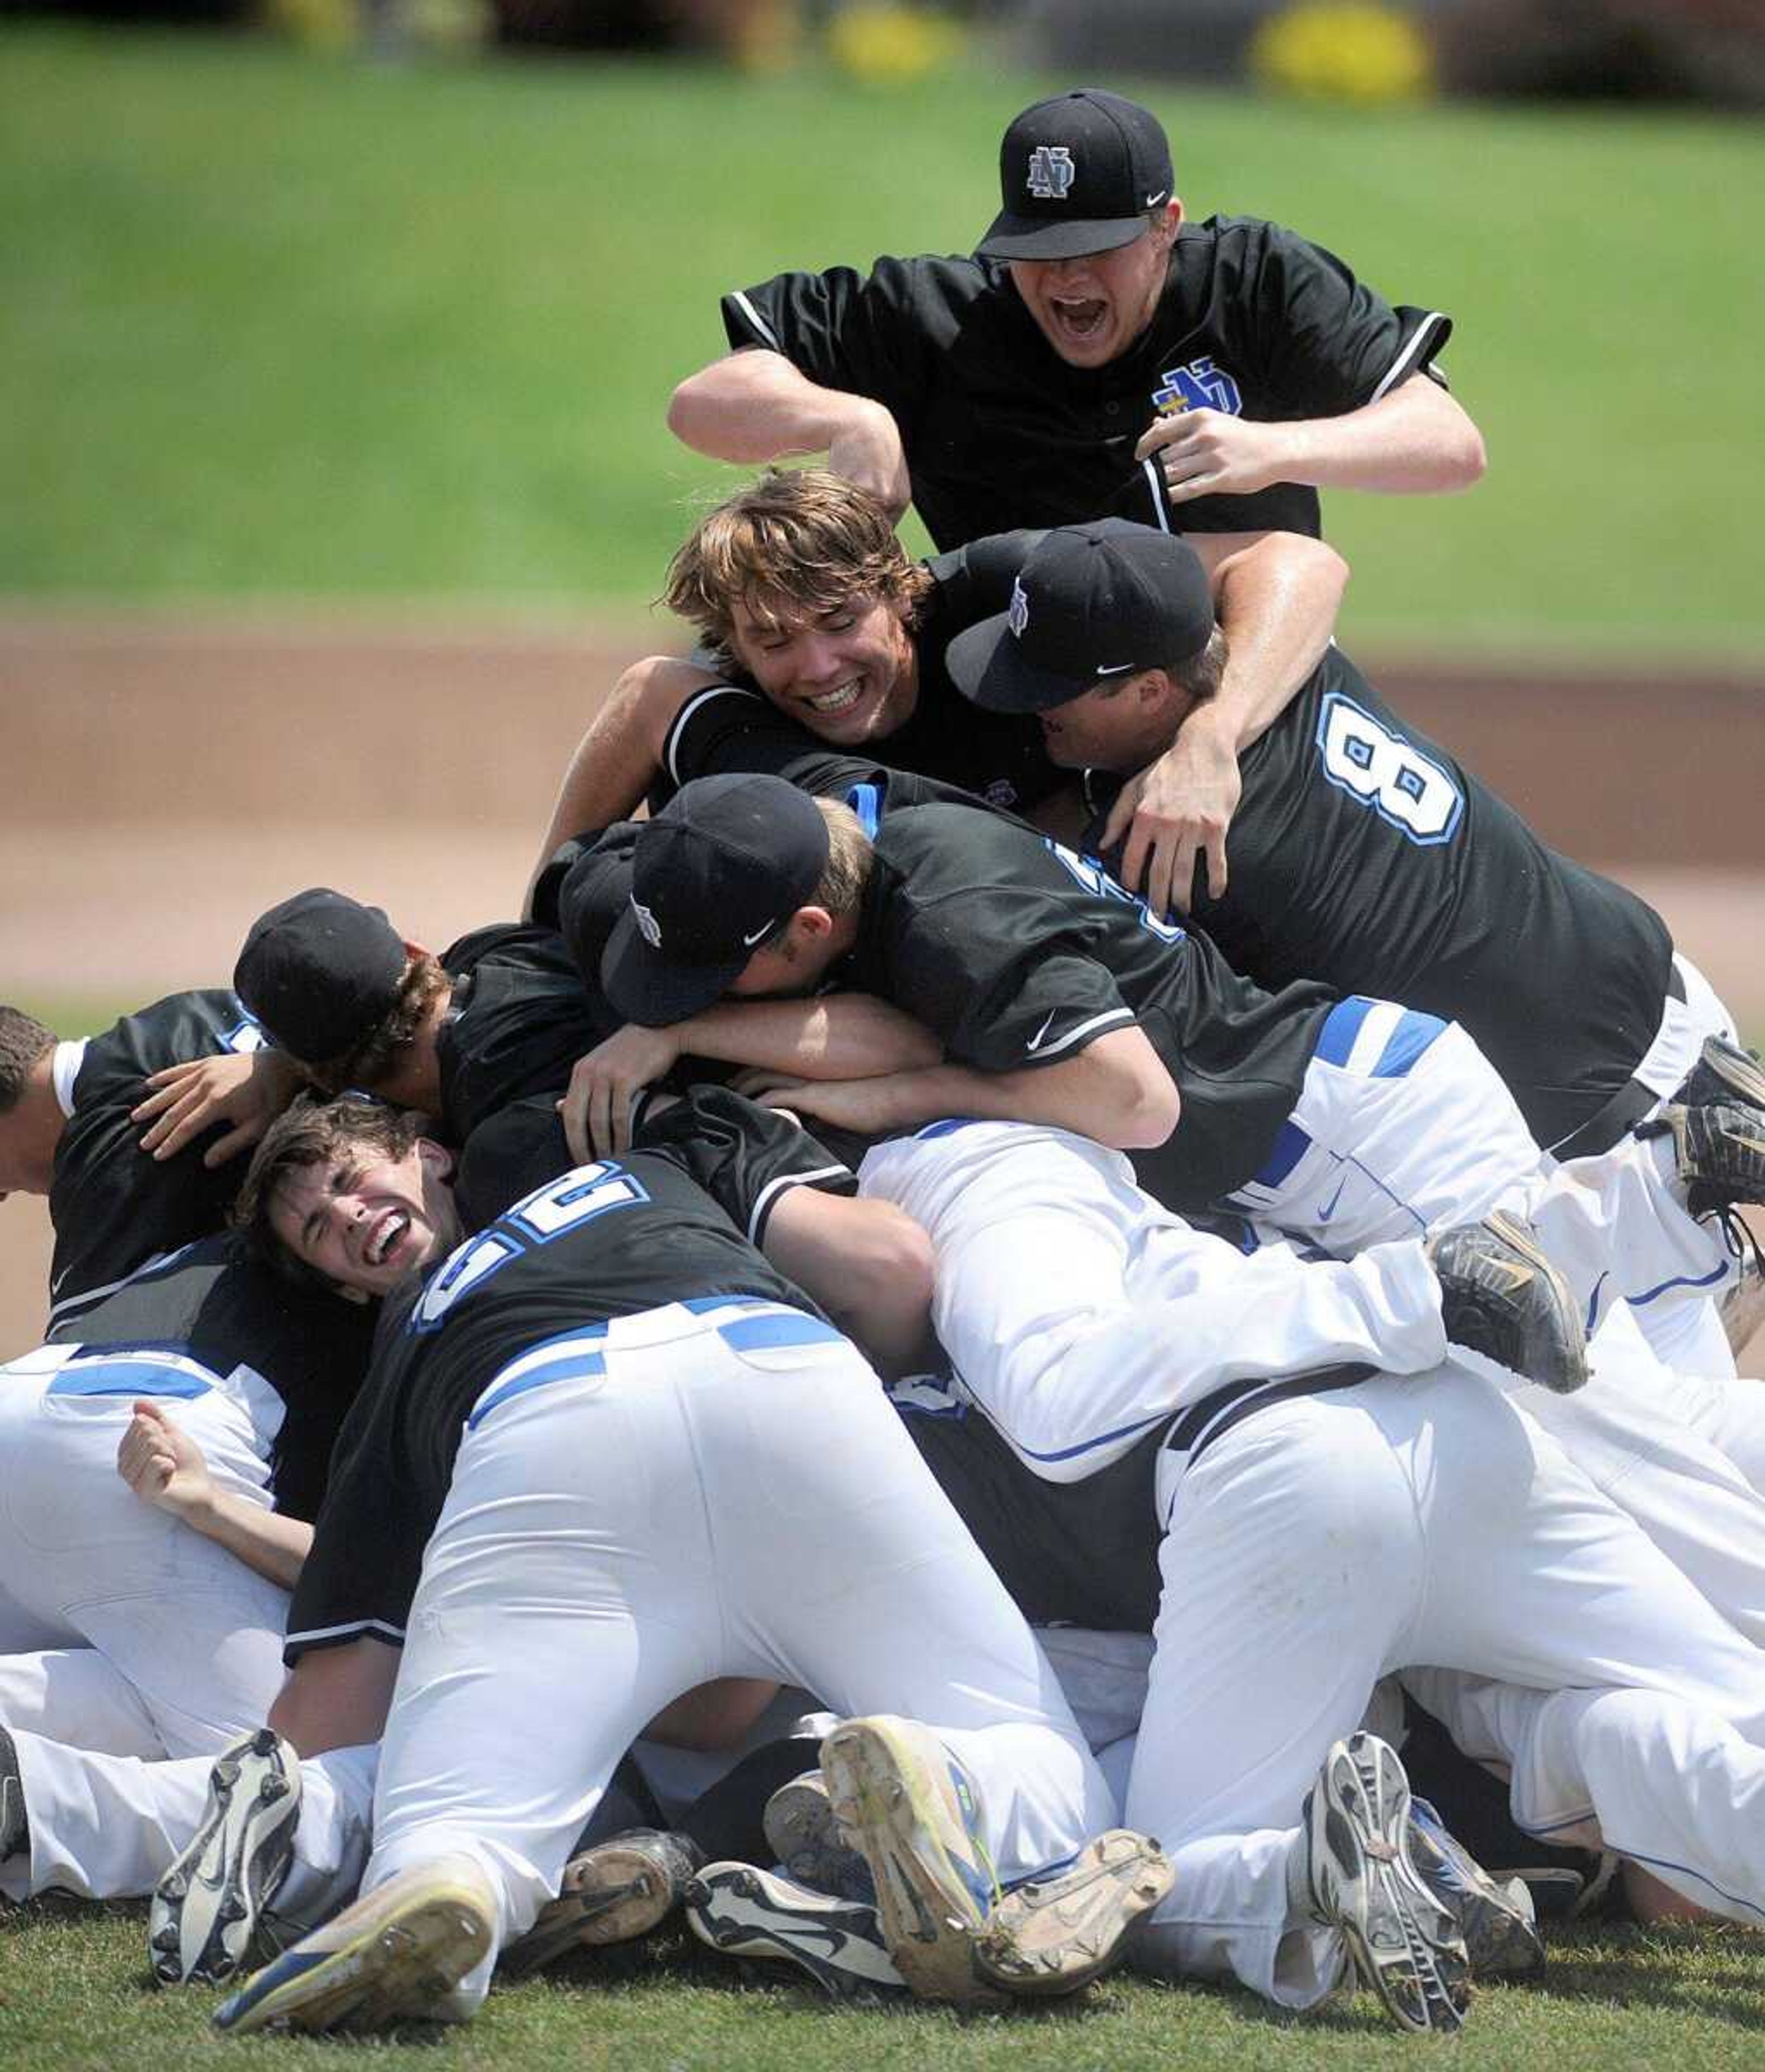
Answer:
xmin=1709 ymin=1202 xmax=1765 ymax=1284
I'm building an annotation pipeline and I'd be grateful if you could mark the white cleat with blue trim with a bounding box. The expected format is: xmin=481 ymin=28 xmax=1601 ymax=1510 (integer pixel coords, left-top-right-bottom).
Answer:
xmin=211 ymin=1854 xmax=495 ymax=2035
xmin=820 ymin=1714 xmax=1003 ymax=2005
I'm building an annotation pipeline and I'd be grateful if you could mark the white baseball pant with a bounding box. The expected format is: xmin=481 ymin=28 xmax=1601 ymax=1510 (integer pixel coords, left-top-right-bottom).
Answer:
xmin=1216 ymin=997 xmax=1739 ymax=1372
xmin=0 ymin=1342 xmax=292 ymax=1759
xmin=359 ymin=1297 xmax=1114 ymax=2011
xmin=1127 ymin=1366 xmax=1765 ymax=2006
xmin=863 ymin=1118 xmax=1765 ymax=2003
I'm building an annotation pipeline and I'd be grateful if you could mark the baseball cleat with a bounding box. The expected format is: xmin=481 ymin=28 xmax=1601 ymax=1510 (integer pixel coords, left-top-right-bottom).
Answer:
xmin=974 ymin=1829 xmax=1173 ymax=1997
xmin=500 ymin=1828 xmax=702 ymax=1976
xmin=1303 ymin=1733 xmax=1471 ymax=2035
xmin=763 ymin=1771 xmax=875 ymax=1903
xmin=1406 ymin=1796 xmax=1545 ymax=1981
xmin=820 ymin=1714 xmax=1003 ymax=2004
xmin=211 ymin=1853 xmax=495 ymax=2035
xmin=150 ymin=1728 xmax=299 ymax=1989
xmin=0 ymin=1724 xmax=27 ymax=1863
xmin=685 ymin=1861 xmax=910 ymax=2002
xmin=1428 ymin=1210 xmax=1588 ymax=1394
xmin=1673 ymin=1035 xmax=1765 ymax=1119
xmin=1646 ymin=1101 xmax=1765 ymax=1215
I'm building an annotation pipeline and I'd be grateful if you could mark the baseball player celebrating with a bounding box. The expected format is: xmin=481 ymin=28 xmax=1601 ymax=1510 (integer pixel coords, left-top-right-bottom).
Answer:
xmin=568 ymin=776 xmax=1755 ymax=1378
xmin=191 ymin=1092 xmax=1133 ymax=2032
xmin=859 ymin=1117 xmax=1765 ymax=2021
xmin=0 ymin=995 xmax=294 ymax=1329
xmin=942 ymin=519 xmax=1759 ymax=1373
xmin=669 ymin=90 xmax=1481 ymax=551
xmin=528 ymin=467 xmax=1348 ymax=882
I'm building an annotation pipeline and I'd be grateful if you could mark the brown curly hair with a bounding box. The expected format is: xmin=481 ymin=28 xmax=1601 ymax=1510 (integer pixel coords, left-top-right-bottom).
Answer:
xmin=234 ymin=1093 xmax=427 ymax=1288
xmin=662 ymin=468 xmax=933 ymax=660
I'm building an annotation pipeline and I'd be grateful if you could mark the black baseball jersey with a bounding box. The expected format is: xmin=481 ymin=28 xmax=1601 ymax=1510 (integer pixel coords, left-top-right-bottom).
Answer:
xmin=723 ymin=217 xmax=1451 ymax=546
xmin=284 ymin=1096 xmax=854 ymax=1660
xmin=841 ymin=804 xmax=1334 ymax=1210
xmin=1083 ymin=647 xmax=1676 ymax=1151
xmin=47 ymin=988 xmax=269 ymax=1330
xmin=434 ymin=923 xmax=621 ymax=1146
xmin=43 ymin=1233 xmax=376 ymax=1523
xmin=663 ymin=533 xmax=1065 ymax=817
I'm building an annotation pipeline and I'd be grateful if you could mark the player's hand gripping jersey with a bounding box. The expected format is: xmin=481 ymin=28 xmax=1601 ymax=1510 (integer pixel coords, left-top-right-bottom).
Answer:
xmin=48 ymin=990 xmax=270 ymax=1326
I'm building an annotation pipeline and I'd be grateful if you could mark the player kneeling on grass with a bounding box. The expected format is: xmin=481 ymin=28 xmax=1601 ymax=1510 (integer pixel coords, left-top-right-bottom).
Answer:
xmin=189 ymin=1091 xmax=1164 ymax=2034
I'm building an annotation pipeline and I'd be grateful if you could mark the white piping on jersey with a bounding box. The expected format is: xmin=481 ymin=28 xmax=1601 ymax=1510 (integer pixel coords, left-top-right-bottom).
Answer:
xmin=665 ymin=683 xmax=766 ymax=784
xmin=1371 ymin=312 xmax=1446 ymax=401
xmin=47 ymin=1239 xmax=194 ymax=1330
xmin=286 ymin=1616 xmax=406 ymax=1650
xmin=51 ymin=1039 xmax=87 ymax=1119
xmin=1140 ymin=457 xmax=1172 ymax=533
xmin=729 ymin=290 xmax=781 ymax=352
xmin=1024 ymin=1006 xmax=1133 ymax=1062
xmin=746 ymin=1164 xmax=852 ymax=1247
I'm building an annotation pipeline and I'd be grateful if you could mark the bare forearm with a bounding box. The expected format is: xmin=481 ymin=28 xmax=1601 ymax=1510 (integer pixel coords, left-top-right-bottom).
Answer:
xmin=1271 ymin=377 xmax=1485 ymax=495
xmin=268 ymin=1639 xmax=399 ymax=1759
xmin=669 ymin=351 xmax=882 ymax=461
xmin=525 ymin=658 xmax=717 ymax=914
xmin=834 ymin=1042 xmax=1178 ymax=1149
xmin=176 ymin=1491 xmax=312 ymax=1591
xmin=678 ymin=994 xmax=942 ymax=1079
xmin=1208 ymin=532 xmax=1349 ymax=753
xmin=762 ymin=1191 xmax=935 ymax=1374
xmin=668 ymin=352 xmax=910 ymax=515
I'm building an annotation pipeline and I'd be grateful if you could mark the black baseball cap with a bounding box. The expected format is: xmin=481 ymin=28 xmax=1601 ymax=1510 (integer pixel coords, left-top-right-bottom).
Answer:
xmin=555 ymin=825 xmax=640 ymax=986
xmin=977 ymin=89 xmax=1174 ymax=262
xmin=600 ymin=775 xmax=831 ymax=1027
xmin=234 ymin=888 xmax=409 ymax=1064
xmin=945 ymin=521 xmax=1216 ymax=715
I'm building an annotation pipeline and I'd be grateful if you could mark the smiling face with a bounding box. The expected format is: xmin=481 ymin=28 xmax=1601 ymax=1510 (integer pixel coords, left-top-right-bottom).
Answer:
xmin=269 ymin=1136 xmax=460 ymax=1299
xmin=1008 ymin=205 xmax=1180 ymax=369
xmin=727 ymin=592 xmax=920 ymax=746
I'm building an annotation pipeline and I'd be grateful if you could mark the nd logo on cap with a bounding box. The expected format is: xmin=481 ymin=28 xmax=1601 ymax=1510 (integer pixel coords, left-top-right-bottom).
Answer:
xmin=1026 ymin=144 xmax=1076 ymax=201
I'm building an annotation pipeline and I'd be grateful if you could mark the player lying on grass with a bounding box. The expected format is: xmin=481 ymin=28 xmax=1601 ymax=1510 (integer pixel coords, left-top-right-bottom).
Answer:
xmin=854 ymin=1118 xmax=1765 ymax=2011
xmin=155 ymin=1090 xmax=1168 ymax=2033
xmin=528 ymin=466 xmax=1348 ymax=898
xmin=631 ymin=1117 xmax=1765 ymax=2027
xmin=563 ymin=775 xmax=1764 ymax=1388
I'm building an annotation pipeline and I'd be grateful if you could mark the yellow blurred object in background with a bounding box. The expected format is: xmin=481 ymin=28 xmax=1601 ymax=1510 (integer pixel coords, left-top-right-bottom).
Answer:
xmin=1252 ymin=0 xmax=1434 ymax=104
xmin=826 ymin=3 xmax=963 ymax=85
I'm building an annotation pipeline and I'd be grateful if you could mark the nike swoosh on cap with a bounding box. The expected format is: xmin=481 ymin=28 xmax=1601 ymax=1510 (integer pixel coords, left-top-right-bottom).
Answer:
xmin=1145 ymin=189 xmax=1169 ymax=206
xmin=741 ymin=923 xmax=773 ymax=947
xmin=1095 ymin=663 xmax=1137 ymax=676
xmin=1025 ymin=1010 xmax=1060 ymax=1054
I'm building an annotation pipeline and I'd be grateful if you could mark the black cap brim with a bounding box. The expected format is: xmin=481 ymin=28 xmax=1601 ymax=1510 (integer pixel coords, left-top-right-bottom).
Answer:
xmin=600 ymin=905 xmax=751 ymax=1029
xmin=975 ymin=212 xmax=1151 ymax=262
xmin=945 ymin=612 xmax=1098 ymax=715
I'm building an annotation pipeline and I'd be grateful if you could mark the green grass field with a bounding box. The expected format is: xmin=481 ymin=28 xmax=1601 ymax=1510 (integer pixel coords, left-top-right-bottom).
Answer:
xmin=4 ymin=24 xmax=1764 ymax=659
xmin=5 ymin=1902 xmax=1765 ymax=2072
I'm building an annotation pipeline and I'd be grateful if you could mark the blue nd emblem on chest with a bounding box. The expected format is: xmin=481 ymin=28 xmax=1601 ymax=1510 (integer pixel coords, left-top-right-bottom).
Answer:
xmin=1153 ymin=355 xmax=1243 ymax=417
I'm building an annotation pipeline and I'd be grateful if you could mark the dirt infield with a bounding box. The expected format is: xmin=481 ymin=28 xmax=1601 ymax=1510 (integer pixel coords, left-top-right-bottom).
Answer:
xmin=2 ymin=612 xmax=1760 ymax=1363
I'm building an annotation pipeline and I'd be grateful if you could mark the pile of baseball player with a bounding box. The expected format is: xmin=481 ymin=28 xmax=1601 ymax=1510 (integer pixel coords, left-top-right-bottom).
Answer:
xmin=2 ymin=86 xmax=1763 ymax=2042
